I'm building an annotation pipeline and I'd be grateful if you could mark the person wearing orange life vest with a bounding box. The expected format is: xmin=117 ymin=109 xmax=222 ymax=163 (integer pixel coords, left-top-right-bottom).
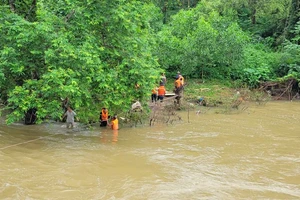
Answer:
xmin=109 ymin=115 xmax=119 ymax=130
xmin=175 ymin=78 xmax=182 ymax=89
xmin=175 ymin=71 xmax=184 ymax=86
xmin=157 ymin=84 xmax=166 ymax=102
xmin=99 ymin=107 xmax=110 ymax=127
xmin=174 ymin=77 xmax=183 ymax=95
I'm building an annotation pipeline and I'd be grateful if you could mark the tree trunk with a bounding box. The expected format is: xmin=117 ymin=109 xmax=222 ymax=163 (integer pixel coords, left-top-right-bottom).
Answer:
xmin=248 ymin=0 xmax=257 ymax=24
xmin=9 ymin=0 xmax=15 ymax=12
xmin=289 ymin=0 xmax=300 ymax=31
xmin=25 ymin=0 xmax=37 ymax=21
xmin=282 ymin=0 xmax=300 ymax=40
xmin=162 ymin=0 xmax=168 ymax=24
xmin=251 ymin=8 xmax=256 ymax=24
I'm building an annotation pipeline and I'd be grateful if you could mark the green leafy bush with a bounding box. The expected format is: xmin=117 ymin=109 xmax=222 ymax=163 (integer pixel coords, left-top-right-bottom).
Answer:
xmin=231 ymin=42 xmax=279 ymax=88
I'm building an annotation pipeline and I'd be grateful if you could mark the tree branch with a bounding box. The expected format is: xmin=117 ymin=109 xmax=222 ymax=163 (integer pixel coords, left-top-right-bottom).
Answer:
xmin=9 ymin=0 xmax=16 ymax=12
xmin=65 ymin=9 xmax=75 ymax=22
xmin=25 ymin=0 xmax=36 ymax=20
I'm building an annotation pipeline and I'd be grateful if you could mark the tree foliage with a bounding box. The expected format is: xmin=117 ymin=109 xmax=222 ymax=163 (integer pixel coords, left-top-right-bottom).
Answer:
xmin=155 ymin=3 xmax=249 ymax=79
xmin=152 ymin=0 xmax=200 ymax=23
xmin=275 ymin=21 xmax=300 ymax=80
xmin=0 ymin=1 xmax=161 ymax=124
xmin=1 ymin=0 xmax=300 ymax=124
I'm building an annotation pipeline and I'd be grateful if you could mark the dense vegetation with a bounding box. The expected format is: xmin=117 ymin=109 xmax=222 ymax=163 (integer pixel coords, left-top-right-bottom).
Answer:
xmin=0 ymin=0 xmax=299 ymax=124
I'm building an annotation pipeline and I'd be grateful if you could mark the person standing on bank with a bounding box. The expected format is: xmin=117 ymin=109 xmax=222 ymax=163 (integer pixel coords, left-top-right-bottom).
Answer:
xmin=62 ymin=106 xmax=76 ymax=128
xmin=174 ymin=77 xmax=183 ymax=94
xmin=157 ymin=83 xmax=166 ymax=103
xmin=99 ymin=107 xmax=110 ymax=127
xmin=160 ymin=72 xmax=167 ymax=86
xmin=151 ymin=87 xmax=158 ymax=103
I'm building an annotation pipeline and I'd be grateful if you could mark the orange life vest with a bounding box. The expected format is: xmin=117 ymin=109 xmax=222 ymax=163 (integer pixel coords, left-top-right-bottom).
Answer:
xmin=175 ymin=79 xmax=182 ymax=88
xmin=101 ymin=109 xmax=109 ymax=121
xmin=158 ymin=86 xmax=166 ymax=96
xmin=111 ymin=118 xmax=119 ymax=130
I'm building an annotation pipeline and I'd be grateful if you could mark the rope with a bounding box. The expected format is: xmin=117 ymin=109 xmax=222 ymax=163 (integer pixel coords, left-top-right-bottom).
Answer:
xmin=0 ymin=136 xmax=45 ymax=150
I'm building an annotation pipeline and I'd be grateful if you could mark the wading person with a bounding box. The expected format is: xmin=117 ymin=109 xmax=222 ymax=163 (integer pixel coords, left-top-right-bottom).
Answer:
xmin=109 ymin=115 xmax=119 ymax=130
xmin=61 ymin=97 xmax=69 ymax=122
xmin=62 ymin=106 xmax=76 ymax=128
xmin=62 ymin=97 xmax=69 ymax=112
xmin=99 ymin=107 xmax=109 ymax=127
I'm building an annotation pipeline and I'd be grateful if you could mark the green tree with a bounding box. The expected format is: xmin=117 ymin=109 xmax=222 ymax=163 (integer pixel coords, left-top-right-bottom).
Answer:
xmin=213 ymin=0 xmax=295 ymax=46
xmin=154 ymin=3 xmax=249 ymax=79
xmin=275 ymin=21 xmax=300 ymax=79
xmin=0 ymin=1 xmax=161 ymax=124
xmin=0 ymin=0 xmax=37 ymax=21
xmin=231 ymin=42 xmax=280 ymax=88
xmin=152 ymin=0 xmax=200 ymax=23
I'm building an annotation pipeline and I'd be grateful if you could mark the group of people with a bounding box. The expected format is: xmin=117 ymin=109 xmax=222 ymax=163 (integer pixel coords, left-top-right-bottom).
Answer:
xmin=99 ymin=107 xmax=119 ymax=130
xmin=62 ymin=100 xmax=118 ymax=130
xmin=61 ymin=71 xmax=185 ymax=129
xmin=151 ymin=71 xmax=185 ymax=103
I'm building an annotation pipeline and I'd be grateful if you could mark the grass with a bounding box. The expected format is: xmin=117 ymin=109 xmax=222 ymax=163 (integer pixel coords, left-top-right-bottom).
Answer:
xmin=165 ymin=79 xmax=237 ymax=105
xmin=164 ymin=78 xmax=270 ymax=114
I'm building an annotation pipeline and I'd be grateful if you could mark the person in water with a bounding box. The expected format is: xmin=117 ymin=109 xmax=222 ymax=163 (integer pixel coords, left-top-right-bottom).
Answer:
xmin=109 ymin=115 xmax=119 ymax=130
xmin=62 ymin=106 xmax=76 ymax=128
xmin=62 ymin=97 xmax=69 ymax=112
xmin=99 ymin=107 xmax=109 ymax=127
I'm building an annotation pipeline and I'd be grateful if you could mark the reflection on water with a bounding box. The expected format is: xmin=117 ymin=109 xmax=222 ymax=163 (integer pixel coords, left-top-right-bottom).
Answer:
xmin=100 ymin=129 xmax=118 ymax=144
xmin=0 ymin=101 xmax=300 ymax=199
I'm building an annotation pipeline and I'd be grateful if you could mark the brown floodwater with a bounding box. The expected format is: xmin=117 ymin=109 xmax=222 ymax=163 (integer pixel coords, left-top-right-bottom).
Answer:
xmin=0 ymin=101 xmax=299 ymax=199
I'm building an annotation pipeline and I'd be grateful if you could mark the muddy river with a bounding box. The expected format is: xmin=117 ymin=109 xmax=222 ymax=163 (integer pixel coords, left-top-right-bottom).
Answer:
xmin=0 ymin=101 xmax=299 ymax=199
